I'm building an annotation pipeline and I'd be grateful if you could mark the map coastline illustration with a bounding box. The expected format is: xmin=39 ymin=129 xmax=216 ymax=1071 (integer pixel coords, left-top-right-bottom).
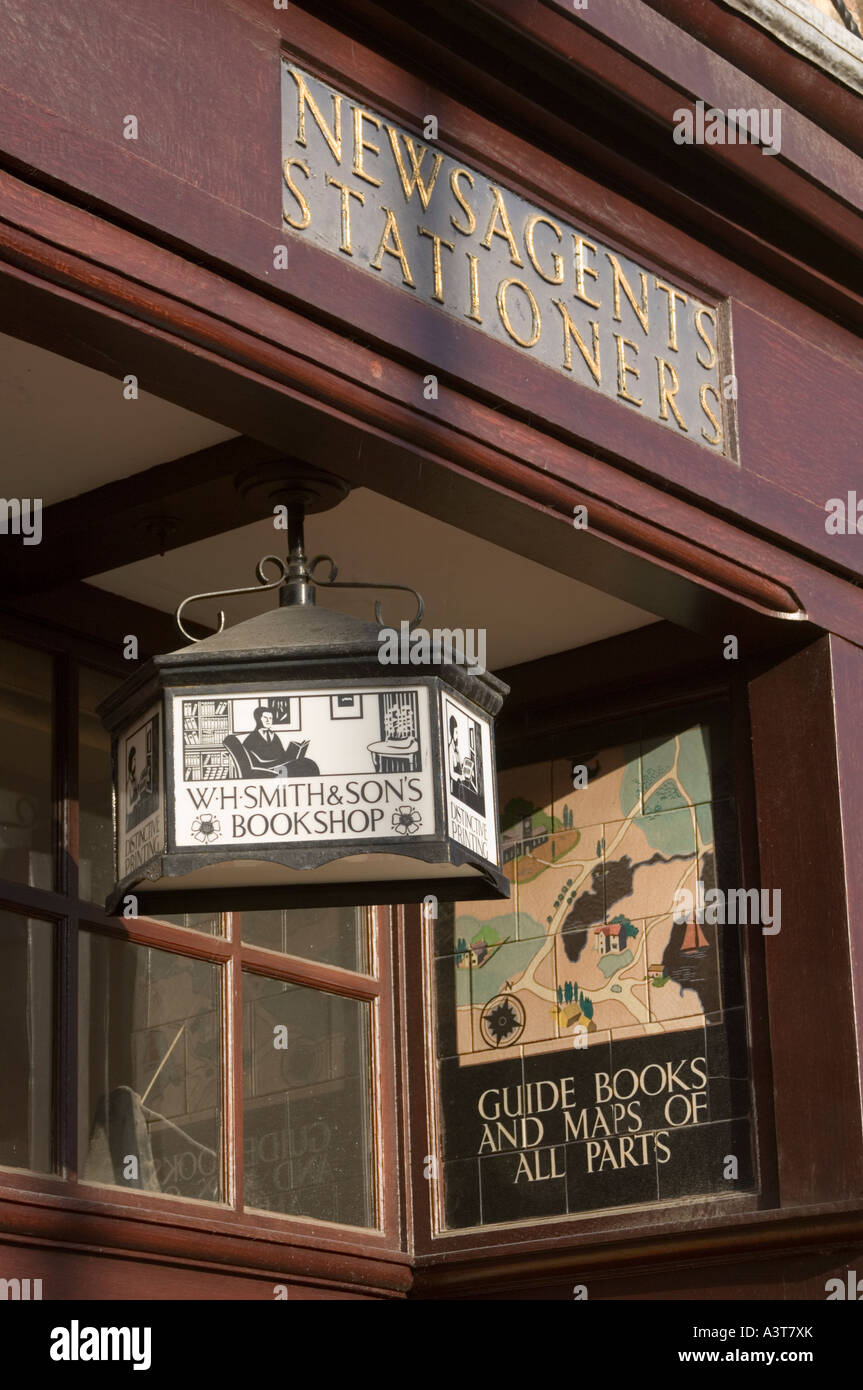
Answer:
xmin=449 ymin=727 xmax=728 ymax=1066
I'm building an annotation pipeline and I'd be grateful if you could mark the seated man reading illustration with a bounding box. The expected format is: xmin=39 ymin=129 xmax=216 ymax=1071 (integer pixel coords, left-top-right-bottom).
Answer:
xmin=241 ymin=707 xmax=319 ymax=776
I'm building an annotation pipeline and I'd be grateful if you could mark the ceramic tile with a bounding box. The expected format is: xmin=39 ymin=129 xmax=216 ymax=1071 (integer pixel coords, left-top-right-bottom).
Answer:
xmin=552 ymin=741 xmax=642 ymax=829
xmin=645 ymin=912 xmax=720 ymax=1023
xmin=435 ymin=953 xmax=462 ymax=1060
xmin=480 ymin=1145 xmax=568 ymax=1224
xmin=437 ymin=1052 xmax=525 ymax=1161
xmin=497 ymin=762 xmax=553 ymax=881
xmin=656 ymin=1117 xmax=754 ymax=1200
xmin=554 ymin=917 xmax=649 ymax=1041
xmin=705 ymin=1008 xmax=751 ymax=1122
xmin=442 ymin=1157 xmax=481 ymax=1229
xmin=515 ymin=820 xmax=604 ymax=941
xmin=466 ymin=937 xmax=559 ymax=1052
xmin=566 ymin=1135 xmax=659 ymax=1214
xmin=602 ymin=810 xmax=698 ymax=922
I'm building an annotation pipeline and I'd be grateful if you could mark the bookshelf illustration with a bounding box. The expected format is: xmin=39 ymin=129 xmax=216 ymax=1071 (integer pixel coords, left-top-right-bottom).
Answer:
xmin=183 ymin=700 xmax=234 ymax=780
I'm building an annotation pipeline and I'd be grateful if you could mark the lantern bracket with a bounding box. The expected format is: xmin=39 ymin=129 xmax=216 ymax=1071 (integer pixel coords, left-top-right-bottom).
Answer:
xmin=174 ymin=522 xmax=425 ymax=643
xmin=307 ymin=554 xmax=424 ymax=629
xmin=175 ymin=554 xmax=288 ymax=642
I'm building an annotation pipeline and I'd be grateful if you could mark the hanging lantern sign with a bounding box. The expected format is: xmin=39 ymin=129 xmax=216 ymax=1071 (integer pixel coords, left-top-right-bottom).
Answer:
xmin=99 ymin=466 xmax=509 ymax=915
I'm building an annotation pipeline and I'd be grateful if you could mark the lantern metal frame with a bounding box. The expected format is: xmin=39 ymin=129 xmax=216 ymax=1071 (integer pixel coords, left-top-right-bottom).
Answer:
xmin=99 ymin=462 xmax=511 ymax=916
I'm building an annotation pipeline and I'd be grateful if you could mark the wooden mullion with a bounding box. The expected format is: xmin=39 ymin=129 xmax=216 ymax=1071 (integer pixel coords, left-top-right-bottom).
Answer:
xmin=238 ymin=942 xmax=381 ymax=999
xmin=58 ymin=910 xmax=79 ymax=1182
xmin=76 ymin=910 xmax=232 ymax=960
xmin=227 ymin=924 xmax=243 ymax=1212
xmin=54 ymin=654 xmax=78 ymax=1182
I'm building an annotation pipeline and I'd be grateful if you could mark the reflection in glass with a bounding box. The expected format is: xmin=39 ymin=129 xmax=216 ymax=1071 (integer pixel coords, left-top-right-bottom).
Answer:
xmin=147 ymin=912 xmax=222 ymax=937
xmin=79 ymin=666 xmax=120 ymax=906
xmin=79 ymin=934 xmax=221 ymax=1202
xmin=241 ymin=906 xmax=368 ymax=971
xmin=0 ymin=913 xmax=54 ymax=1173
xmin=242 ymin=973 xmax=374 ymax=1227
xmin=0 ymin=640 xmax=53 ymax=888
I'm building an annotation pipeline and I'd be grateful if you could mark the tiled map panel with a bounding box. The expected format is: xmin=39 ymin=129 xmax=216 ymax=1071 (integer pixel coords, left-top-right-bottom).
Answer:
xmin=436 ymin=715 xmax=756 ymax=1228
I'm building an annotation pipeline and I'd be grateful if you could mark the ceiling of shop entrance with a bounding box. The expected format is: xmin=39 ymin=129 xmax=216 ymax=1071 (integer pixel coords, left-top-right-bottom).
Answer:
xmin=3 ymin=333 xmax=659 ymax=669
xmin=92 ymin=499 xmax=658 ymax=669
xmin=0 ymin=333 xmax=237 ymax=503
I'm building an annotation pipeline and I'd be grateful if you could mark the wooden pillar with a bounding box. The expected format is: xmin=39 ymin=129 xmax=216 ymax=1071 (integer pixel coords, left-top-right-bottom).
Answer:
xmin=749 ymin=635 xmax=863 ymax=1205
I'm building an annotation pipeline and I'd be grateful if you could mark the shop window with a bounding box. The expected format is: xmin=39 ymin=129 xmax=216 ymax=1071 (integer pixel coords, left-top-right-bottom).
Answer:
xmin=242 ymin=973 xmax=375 ymax=1226
xmin=433 ymin=712 xmax=755 ymax=1229
xmin=78 ymin=933 xmax=222 ymax=1203
xmin=0 ymin=912 xmax=54 ymax=1174
xmin=79 ymin=665 xmax=120 ymax=907
xmin=241 ymin=906 xmax=369 ymax=972
xmin=0 ymin=639 xmax=53 ymax=889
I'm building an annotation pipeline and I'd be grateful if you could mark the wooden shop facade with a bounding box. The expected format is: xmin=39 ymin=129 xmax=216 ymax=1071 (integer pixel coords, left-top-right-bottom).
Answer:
xmin=0 ymin=0 xmax=862 ymax=1301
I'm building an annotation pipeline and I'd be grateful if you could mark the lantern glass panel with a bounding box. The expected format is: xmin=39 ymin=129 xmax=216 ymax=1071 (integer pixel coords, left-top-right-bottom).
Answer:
xmin=78 ymin=932 xmax=222 ymax=1202
xmin=0 ymin=638 xmax=53 ymax=889
xmin=0 ymin=912 xmax=54 ymax=1174
xmin=242 ymin=972 xmax=375 ymax=1227
xmin=241 ymin=906 xmax=369 ymax=972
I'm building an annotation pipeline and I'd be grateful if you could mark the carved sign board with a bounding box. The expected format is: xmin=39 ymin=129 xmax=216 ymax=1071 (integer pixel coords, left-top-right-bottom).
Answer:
xmin=281 ymin=60 xmax=734 ymax=457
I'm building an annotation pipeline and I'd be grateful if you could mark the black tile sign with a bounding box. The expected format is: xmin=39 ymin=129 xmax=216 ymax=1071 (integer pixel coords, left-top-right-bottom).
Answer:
xmin=438 ymin=1023 xmax=754 ymax=1228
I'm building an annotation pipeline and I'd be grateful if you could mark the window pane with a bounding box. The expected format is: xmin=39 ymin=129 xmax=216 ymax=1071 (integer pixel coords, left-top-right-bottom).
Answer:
xmin=243 ymin=973 xmax=374 ymax=1226
xmin=79 ymin=666 xmax=120 ymax=907
xmin=0 ymin=912 xmax=54 ymax=1173
xmin=146 ymin=912 xmax=222 ymax=937
xmin=79 ymin=933 xmax=222 ymax=1203
xmin=0 ymin=639 xmax=53 ymax=889
xmin=242 ymin=907 xmax=368 ymax=971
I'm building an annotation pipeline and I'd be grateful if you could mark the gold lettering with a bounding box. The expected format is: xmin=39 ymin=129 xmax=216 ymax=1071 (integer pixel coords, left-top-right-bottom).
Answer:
xmin=385 ymin=127 xmax=444 ymax=210
xmin=654 ymin=279 xmax=688 ymax=352
xmin=370 ymin=206 xmax=416 ymax=285
xmin=465 ymin=252 xmax=482 ymax=322
xmin=607 ymin=253 xmax=649 ymax=335
xmin=553 ymin=300 xmax=601 ymax=385
xmin=290 ymin=69 xmax=342 ymax=163
xmin=496 ymin=278 xmax=541 ymax=347
xmin=481 ymin=187 xmax=524 ymax=267
xmin=614 ymin=335 xmax=642 ymax=405
xmin=352 ymin=107 xmax=382 ymax=187
xmin=573 ymin=235 xmax=601 ymax=309
xmin=282 ymin=158 xmax=311 ymax=230
xmin=419 ymin=226 xmax=455 ymax=302
xmin=450 ymin=167 xmax=476 ymax=236
xmin=524 ymin=213 xmax=564 ymax=285
xmin=325 ymin=175 xmax=365 ymax=255
xmin=699 ymin=383 xmax=722 ymax=446
xmin=656 ymin=357 xmax=689 ymax=430
xmin=695 ymin=306 xmax=718 ymax=370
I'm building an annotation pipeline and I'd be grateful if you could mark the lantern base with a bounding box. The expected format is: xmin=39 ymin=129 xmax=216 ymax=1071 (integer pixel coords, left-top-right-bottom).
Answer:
xmin=105 ymin=848 xmax=511 ymax=915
